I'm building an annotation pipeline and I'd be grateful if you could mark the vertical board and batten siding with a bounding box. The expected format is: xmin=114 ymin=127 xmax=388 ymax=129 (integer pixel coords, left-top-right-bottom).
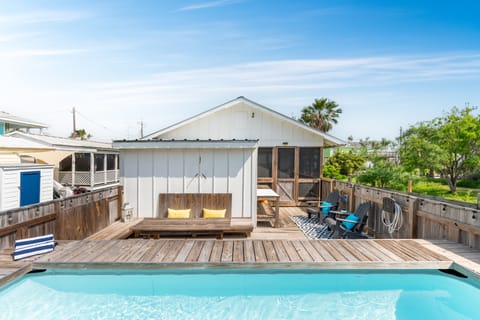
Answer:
xmin=0 ymin=165 xmax=54 ymax=211
xmin=156 ymin=102 xmax=324 ymax=147
xmin=121 ymin=147 xmax=256 ymax=221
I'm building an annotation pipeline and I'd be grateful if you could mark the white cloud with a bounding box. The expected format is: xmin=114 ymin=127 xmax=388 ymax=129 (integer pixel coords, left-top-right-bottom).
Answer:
xmin=94 ymin=53 xmax=480 ymax=97
xmin=178 ymin=0 xmax=242 ymax=11
xmin=2 ymin=53 xmax=479 ymax=141
xmin=0 ymin=10 xmax=88 ymax=25
xmin=0 ymin=48 xmax=87 ymax=59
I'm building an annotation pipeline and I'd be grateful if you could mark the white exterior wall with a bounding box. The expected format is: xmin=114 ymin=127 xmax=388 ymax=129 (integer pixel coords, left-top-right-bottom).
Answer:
xmin=157 ymin=102 xmax=324 ymax=147
xmin=0 ymin=165 xmax=54 ymax=211
xmin=120 ymin=147 xmax=257 ymax=221
xmin=0 ymin=153 xmax=21 ymax=165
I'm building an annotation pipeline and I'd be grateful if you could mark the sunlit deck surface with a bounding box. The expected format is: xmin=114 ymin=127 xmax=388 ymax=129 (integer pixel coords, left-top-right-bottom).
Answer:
xmin=1 ymin=207 xmax=480 ymax=286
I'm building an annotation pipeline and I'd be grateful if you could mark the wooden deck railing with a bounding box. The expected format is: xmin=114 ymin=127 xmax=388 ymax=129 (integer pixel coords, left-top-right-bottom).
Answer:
xmin=321 ymin=178 xmax=480 ymax=249
xmin=0 ymin=186 xmax=122 ymax=250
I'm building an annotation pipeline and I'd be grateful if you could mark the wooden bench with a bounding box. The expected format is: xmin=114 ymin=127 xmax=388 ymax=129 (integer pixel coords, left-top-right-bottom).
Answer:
xmin=131 ymin=193 xmax=252 ymax=239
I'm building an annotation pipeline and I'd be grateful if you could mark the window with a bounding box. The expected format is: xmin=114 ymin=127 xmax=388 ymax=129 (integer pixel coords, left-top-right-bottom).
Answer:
xmin=59 ymin=155 xmax=72 ymax=171
xmin=258 ymin=148 xmax=272 ymax=178
xmin=94 ymin=154 xmax=105 ymax=172
xmin=107 ymin=154 xmax=116 ymax=170
xmin=75 ymin=153 xmax=90 ymax=171
xmin=299 ymin=148 xmax=320 ymax=179
xmin=277 ymin=148 xmax=295 ymax=178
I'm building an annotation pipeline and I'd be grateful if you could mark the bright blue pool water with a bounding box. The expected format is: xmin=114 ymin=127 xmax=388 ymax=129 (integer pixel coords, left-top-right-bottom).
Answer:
xmin=0 ymin=269 xmax=479 ymax=320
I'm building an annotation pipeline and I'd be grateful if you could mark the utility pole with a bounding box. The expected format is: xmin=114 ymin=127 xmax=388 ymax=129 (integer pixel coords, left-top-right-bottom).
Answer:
xmin=139 ymin=120 xmax=144 ymax=138
xmin=72 ymin=107 xmax=77 ymax=134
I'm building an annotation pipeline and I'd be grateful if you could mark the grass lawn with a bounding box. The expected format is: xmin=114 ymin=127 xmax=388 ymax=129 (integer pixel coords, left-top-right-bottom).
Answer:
xmin=412 ymin=179 xmax=480 ymax=204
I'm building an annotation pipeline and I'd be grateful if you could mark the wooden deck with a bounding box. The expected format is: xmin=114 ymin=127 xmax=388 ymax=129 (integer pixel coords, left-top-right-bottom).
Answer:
xmin=33 ymin=239 xmax=453 ymax=270
xmin=1 ymin=206 xmax=480 ymax=286
xmin=85 ymin=219 xmax=140 ymax=240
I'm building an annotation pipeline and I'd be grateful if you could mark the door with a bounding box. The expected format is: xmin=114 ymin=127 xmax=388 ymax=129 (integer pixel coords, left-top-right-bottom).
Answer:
xmin=20 ymin=171 xmax=41 ymax=206
xmin=277 ymin=147 xmax=296 ymax=205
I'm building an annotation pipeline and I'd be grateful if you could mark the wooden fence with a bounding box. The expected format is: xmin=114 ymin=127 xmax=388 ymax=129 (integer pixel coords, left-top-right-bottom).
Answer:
xmin=322 ymin=178 xmax=480 ymax=249
xmin=0 ymin=186 xmax=122 ymax=250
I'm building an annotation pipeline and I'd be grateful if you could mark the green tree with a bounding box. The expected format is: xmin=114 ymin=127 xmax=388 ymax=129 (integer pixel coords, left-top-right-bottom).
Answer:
xmin=327 ymin=151 xmax=366 ymax=176
xmin=400 ymin=124 xmax=443 ymax=176
xmin=299 ymin=98 xmax=342 ymax=132
xmin=70 ymin=129 xmax=91 ymax=140
xmin=400 ymin=107 xmax=480 ymax=192
xmin=357 ymin=160 xmax=400 ymax=188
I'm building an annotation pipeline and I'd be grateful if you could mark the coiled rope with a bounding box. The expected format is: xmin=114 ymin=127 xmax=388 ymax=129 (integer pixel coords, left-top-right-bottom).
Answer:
xmin=381 ymin=199 xmax=403 ymax=235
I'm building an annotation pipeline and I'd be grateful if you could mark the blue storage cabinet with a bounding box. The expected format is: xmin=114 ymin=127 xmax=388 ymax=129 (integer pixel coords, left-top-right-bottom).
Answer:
xmin=0 ymin=164 xmax=54 ymax=211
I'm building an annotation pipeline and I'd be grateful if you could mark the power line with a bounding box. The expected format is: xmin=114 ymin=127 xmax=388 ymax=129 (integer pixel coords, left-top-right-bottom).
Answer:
xmin=75 ymin=109 xmax=114 ymax=133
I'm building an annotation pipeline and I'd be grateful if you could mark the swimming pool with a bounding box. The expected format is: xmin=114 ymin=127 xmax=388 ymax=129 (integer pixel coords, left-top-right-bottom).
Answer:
xmin=0 ymin=269 xmax=478 ymax=320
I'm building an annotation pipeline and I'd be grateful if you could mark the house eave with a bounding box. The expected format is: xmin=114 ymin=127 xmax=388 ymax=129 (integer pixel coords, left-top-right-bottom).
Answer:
xmin=113 ymin=139 xmax=259 ymax=150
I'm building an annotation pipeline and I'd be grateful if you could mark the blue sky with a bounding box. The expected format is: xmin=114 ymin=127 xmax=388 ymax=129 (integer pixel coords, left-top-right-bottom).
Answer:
xmin=1 ymin=0 xmax=479 ymax=141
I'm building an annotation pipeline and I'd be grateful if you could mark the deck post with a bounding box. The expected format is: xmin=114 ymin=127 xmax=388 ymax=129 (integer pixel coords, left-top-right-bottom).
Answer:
xmin=406 ymin=196 xmax=419 ymax=238
xmin=90 ymin=153 xmax=95 ymax=189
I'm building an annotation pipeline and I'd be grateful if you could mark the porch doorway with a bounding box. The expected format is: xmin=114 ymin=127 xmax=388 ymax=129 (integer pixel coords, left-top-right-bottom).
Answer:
xmin=257 ymin=146 xmax=322 ymax=206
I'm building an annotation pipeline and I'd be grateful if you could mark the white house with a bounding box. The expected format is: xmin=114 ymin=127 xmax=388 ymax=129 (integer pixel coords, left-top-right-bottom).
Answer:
xmin=143 ymin=96 xmax=344 ymax=206
xmin=0 ymin=136 xmax=54 ymax=211
xmin=114 ymin=97 xmax=343 ymax=228
xmin=7 ymin=132 xmax=119 ymax=191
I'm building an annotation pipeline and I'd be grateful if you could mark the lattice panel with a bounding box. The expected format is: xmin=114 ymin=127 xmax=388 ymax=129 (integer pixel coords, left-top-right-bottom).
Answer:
xmin=75 ymin=172 xmax=91 ymax=185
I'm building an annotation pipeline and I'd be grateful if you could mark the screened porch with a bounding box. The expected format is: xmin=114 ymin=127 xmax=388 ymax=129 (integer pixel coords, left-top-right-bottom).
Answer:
xmin=58 ymin=152 xmax=119 ymax=189
xmin=257 ymin=147 xmax=322 ymax=206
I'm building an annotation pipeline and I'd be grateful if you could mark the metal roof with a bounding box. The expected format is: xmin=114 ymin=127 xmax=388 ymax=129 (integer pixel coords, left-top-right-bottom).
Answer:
xmin=0 ymin=111 xmax=48 ymax=129
xmin=7 ymin=131 xmax=115 ymax=152
xmin=0 ymin=136 xmax=54 ymax=151
xmin=113 ymin=139 xmax=259 ymax=150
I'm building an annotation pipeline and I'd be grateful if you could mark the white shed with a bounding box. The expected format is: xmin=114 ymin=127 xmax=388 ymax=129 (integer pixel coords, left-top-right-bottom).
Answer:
xmin=142 ymin=96 xmax=344 ymax=206
xmin=0 ymin=164 xmax=54 ymax=211
xmin=114 ymin=140 xmax=258 ymax=226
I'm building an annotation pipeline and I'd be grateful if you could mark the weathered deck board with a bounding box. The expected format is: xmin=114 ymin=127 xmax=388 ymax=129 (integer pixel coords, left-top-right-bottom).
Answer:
xmin=197 ymin=240 xmax=214 ymax=263
xmin=29 ymin=239 xmax=455 ymax=270
xmin=85 ymin=220 xmax=139 ymax=240
xmin=4 ymin=238 xmax=480 ymax=288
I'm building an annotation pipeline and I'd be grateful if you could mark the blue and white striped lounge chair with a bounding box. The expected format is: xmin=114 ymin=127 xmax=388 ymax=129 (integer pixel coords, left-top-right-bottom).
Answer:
xmin=12 ymin=234 xmax=55 ymax=260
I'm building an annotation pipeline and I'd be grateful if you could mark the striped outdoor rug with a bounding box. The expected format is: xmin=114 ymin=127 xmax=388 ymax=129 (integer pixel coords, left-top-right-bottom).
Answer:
xmin=290 ymin=216 xmax=334 ymax=239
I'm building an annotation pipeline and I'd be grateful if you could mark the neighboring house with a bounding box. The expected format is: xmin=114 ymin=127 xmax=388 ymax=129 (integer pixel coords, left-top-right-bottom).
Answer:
xmin=0 ymin=136 xmax=54 ymax=210
xmin=7 ymin=132 xmax=119 ymax=191
xmin=0 ymin=111 xmax=47 ymax=136
xmin=114 ymin=96 xmax=343 ymax=224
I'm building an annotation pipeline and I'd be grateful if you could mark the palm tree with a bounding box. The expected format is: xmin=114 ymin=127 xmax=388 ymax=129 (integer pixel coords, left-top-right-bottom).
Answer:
xmin=299 ymin=98 xmax=342 ymax=132
xmin=70 ymin=129 xmax=91 ymax=140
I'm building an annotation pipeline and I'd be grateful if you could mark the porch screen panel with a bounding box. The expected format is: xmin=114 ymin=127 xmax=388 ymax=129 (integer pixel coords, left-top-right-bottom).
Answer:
xmin=299 ymin=147 xmax=320 ymax=179
xmin=277 ymin=148 xmax=294 ymax=178
xmin=258 ymin=148 xmax=272 ymax=178
xmin=107 ymin=154 xmax=116 ymax=170
xmin=75 ymin=153 xmax=90 ymax=171
xmin=95 ymin=154 xmax=105 ymax=172
xmin=59 ymin=155 xmax=72 ymax=171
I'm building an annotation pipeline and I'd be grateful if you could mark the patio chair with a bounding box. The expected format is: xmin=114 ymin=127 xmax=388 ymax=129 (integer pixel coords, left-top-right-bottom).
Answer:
xmin=12 ymin=234 xmax=56 ymax=260
xmin=324 ymin=202 xmax=370 ymax=239
xmin=306 ymin=190 xmax=340 ymax=221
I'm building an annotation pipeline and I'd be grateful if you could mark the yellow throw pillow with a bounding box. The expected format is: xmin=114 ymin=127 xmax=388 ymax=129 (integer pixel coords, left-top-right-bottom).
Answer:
xmin=203 ymin=208 xmax=226 ymax=219
xmin=167 ymin=208 xmax=191 ymax=218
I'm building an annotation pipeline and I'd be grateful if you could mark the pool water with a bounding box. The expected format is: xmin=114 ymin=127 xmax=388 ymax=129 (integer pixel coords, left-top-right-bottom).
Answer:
xmin=0 ymin=269 xmax=478 ymax=320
